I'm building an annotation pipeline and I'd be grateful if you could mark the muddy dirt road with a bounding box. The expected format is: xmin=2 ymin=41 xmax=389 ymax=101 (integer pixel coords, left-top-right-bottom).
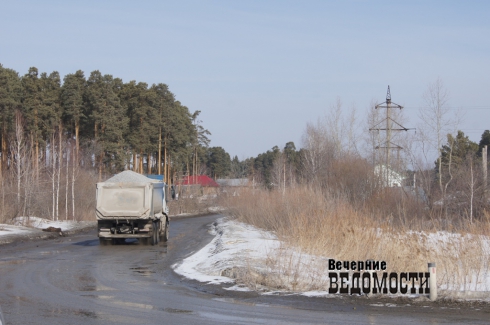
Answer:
xmin=0 ymin=214 xmax=488 ymax=324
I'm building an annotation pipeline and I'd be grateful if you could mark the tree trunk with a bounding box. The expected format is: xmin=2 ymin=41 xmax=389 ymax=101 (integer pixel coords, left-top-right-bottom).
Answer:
xmin=65 ymin=141 xmax=69 ymax=220
xmin=75 ymin=121 xmax=79 ymax=164
xmin=1 ymin=126 xmax=6 ymax=173
xmin=71 ymin=143 xmax=76 ymax=220
xmin=16 ymin=145 xmax=21 ymax=205
xmin=147 ymin=152 xmax=152 ymax=175
xmin=34 ymin=107 xmax=39 ymax=184
xmin=483 ymin=146 xmax=488 ymax=200
xmin=168 ymin=154 xmax=172 ymax=185
xmin=15 ymin=126 xmax=22 ymax=206
xmin=158 ymin=126 xmax=162 ymax=175
xmin=443 ymin=138 xmax=455 ymax=219
xmin=35 ymin=139 xmax=39 ymax=183
xmin=52 ymin=133 xmax=56 ymax=220
xmin=0 ymin=172 xmax=3 ymax=221
xmin=56 ymin=124 xmax=62 ymax=221
xmin=164 ymin=135 xmax=167 ymax=183
xmin=99 ymin=152 xmax=103 ymax=181
xmin=283 ymin=156 xmax=286 ymax=196
xmin=30 ymin=132 xmax=35 ymax=180
xmin=139 ymin=150 xmax=143 ymax=174
xmin=469 ymin=158 xmax=474 ymax=223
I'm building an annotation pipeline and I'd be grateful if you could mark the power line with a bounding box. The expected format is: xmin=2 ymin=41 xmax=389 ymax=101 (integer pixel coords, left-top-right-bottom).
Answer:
xmin=402 ymin=106 xmax=490 ymax=110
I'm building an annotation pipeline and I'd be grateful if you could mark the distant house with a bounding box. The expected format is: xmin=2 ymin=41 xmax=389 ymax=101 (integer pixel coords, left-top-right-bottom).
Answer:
xmin=216 ymin=178 xmax=249 ymax=196
xmin=374 ymin=165 xmax=405 ymax=187
xmin=178 ymin=175 xmax=219 ymax=196
xmin=181 ymin=175 xmax=219 ymax=187
xmin=216 ymin=178 xmax=249 ymax=187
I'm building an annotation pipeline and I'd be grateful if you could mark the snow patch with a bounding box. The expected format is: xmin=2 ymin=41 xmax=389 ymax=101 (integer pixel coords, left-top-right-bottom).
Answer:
xmin=173 ymin=217 xmax=278 ymax=285
xmin=173 ymin=217 xmax=490 ymax=301
xmin=12 ymin=216 xmax=90 ymax=231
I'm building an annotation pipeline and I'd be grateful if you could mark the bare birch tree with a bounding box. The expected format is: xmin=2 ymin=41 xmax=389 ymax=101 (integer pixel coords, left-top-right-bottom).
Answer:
xmin=302 ymin=99 xmax=361 ymax=190
xmin=417 ymin=78 xmax=462 ymax=214
xmin=11 ymin=111 xmax=26 ymax=205
xmin=271 ymin=152 xmax=286 ymax=194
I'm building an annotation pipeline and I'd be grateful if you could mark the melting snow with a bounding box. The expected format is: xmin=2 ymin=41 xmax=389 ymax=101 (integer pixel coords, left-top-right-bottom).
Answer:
xmin=173 ymin=217 xmax=490 ymax=300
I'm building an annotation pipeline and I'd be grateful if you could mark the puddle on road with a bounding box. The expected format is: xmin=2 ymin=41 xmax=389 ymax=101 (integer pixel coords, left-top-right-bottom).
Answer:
xmin=81 ymin=295 xmax=194 ymax=315
xmin=73 ymin=309 xmax=97 ymax=319
xmin=80 ymin=294 xmax=98 ymax=298
xmin=43 ymin=307 xmax=98 ymax=319
xmin=80 ymin=286 xmax=97 ymax=292
xmin=130 ymin=266 xmax=155 ymax=276
xmin=78 ymin=283 xmax=116 ymax=292
xmin=164 ymin=307 xmax=193 ymax=314
xmin=0 ymin=259 xmax=27 ymax=266
xmin=39 ymin=250 xmax=68 ymax=255
xmin=212 ymin=297 xmax=270 ymax=308
xmin=77 ymin=272 xmax=97 ymax=292
xmin=81 ymin=295 xmax=115 ymax=300
xmin=199 ymin=311 xmax=268 ymax=324
xmin=76 ymin=271 xmax=117 ymax=292
xmin=14 ymin=296 xmax=31 ymax=303
xmin=73 ymin=239 xmax=100 ymax=247
xmin=106 ymin=299 xmax=155 ymax=310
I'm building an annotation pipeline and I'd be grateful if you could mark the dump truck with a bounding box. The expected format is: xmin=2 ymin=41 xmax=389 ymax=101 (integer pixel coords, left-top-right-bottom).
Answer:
xmin=96 ymin=171 xmax=169 ymax=245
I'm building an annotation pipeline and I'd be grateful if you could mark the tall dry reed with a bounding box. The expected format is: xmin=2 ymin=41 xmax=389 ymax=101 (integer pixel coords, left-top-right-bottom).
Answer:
xmin=223 ymin=186 xmax=490 ymax=293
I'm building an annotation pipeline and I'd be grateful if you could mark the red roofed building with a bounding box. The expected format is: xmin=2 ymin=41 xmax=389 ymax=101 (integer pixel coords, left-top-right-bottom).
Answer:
xmin=177 ymin=175 xmax=219 ymax=197
xmin=180 ymin=175 xmax=219 ymax=187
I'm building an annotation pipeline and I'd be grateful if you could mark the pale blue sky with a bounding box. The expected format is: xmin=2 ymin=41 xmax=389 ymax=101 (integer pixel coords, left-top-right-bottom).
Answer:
xmin=1 ymin=0 xmax=489 ymax=158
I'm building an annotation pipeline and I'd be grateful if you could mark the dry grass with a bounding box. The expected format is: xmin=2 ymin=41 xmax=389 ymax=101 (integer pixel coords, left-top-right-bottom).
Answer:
xmin=168 ymin=194 xmax=219 ymax=216
xmin=222 ymin=186 xmax=490 ymax=293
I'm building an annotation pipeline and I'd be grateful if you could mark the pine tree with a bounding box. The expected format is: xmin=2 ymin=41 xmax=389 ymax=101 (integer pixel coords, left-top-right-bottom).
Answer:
xmin=478 ymin=130 xmax=490 ymax=158
xmin=0 ymin=65 xmax=22 ymax=174
xmin=21 ymin=67 xmax=43 ymax=179
xmin=206 ymin=146 xmax=231 ymax=179
xmin=150 ymin=83 xmax=176 ymax=180
xmin=61 ymin=70 xmax=86 ymax=160
xmin=86 ymin=71 xmax=129 ymax=178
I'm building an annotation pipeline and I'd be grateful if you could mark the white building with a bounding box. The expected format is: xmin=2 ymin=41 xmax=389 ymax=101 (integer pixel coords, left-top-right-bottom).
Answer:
xmin=374 ymin=165 xmax=405 ymax=187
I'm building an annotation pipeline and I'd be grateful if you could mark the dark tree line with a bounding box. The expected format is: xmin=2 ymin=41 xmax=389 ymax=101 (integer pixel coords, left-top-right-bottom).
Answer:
xmin=428 ymin=129 xmax=490 ymax=221
xmin=0 ymin=64 xmax=256 ymax=187
xmin=0 ymin=63 xmax=219 ymax=184
xmin=0 ymin=63 xmax=240 ymax=220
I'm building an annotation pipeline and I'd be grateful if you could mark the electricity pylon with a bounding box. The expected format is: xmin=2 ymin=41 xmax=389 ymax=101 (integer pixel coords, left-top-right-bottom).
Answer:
xmin=369 ymin=86 xmax=413 ymax=185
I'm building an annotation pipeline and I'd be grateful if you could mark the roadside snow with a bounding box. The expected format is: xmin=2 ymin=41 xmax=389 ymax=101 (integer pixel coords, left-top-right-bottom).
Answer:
xmin=173 ymin=217 xmax=490 ymax=300
xmin=173 ymin=217 xmax=279 ymax=285
xmin=12 ymin=216 xmax=91 ymax=231
xmin=0 ymin=217 xmax=94 ymax=245
xmin=173 ymin=217 xmax=333 ymax=293
xmin=0 ymin=224 xmax=32 ymax=236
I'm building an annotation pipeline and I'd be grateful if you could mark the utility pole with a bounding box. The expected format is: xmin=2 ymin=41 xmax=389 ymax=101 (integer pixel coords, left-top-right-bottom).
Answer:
xmin=369 ymin=86 xmax=413 ymax=186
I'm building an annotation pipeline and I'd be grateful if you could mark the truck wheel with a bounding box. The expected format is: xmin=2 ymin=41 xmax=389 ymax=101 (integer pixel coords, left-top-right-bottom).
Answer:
xmin=151 ymin=221 xmax=159 ymax=246
xmin=161 ymin=220 xmax=169 ymax=242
